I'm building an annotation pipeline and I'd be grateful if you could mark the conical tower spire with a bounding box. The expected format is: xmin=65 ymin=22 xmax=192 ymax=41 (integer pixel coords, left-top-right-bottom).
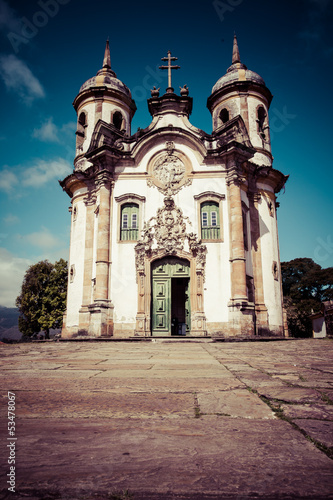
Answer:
xmin=103 ymin=39 xmax=111 ymax=69
xmin=232 ymin=33 xmax=241 ymax=64
xmin=97 ymin=40 xmax=116 ymax=77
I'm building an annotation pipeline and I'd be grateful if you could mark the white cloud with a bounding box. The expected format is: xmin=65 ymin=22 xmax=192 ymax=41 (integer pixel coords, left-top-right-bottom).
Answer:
xmin=18 ymin=227 xmax=62 ymax=250
xmin=0 ymin=169 xmax=18 ymax=192
xmin=32 ymin=118 xmax=76 ymax=143
xmin=23 ymin=158 xmax=72 ymax=187
xmin=3 ymin=214 xmax=20 ymax=225
xmin=32 ymin=117 xmax=60 ymax=143
xmin=0 ymin=54 xmax=45 ymax=104
xmin=0 ymin=247 xmax=31 ymax=307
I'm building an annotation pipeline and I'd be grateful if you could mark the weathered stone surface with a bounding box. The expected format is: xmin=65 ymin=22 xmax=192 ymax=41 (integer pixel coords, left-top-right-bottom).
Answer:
xmin=281 ymin=404 xmax=333 ymax=421
xmin=1 ymin=418 xmax=332 ymax=500
xmin=197 ymin=390 xmax=275 ymax=419
xmin=1 ymin=339 xmax=333 ymax=499
xmin=257 ymin=386 xmax=322 ymax=403
xmin=293 ymin=419 xmax=333 ymax=448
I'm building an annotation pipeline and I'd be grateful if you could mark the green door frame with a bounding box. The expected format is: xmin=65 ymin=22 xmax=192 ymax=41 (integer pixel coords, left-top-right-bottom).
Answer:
xmin=151 ymin=257 xmax=191 ymax=336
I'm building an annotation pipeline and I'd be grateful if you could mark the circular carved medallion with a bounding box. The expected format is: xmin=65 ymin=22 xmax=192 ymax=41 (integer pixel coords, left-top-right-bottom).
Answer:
xmin=148 ymin=142 xmax=192 ymax=195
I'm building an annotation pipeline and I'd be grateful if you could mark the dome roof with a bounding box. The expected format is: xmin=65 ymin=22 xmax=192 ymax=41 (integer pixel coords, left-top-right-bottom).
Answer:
xmin=211 ymin=35 xmax=266 ymax=95
xmin=78 ymin=41 xmax=132 ymax=98
xmin=79 ymin=74 xmax=132 ymax=97
xmin=212 ymin=64 xmax=265 ymax=94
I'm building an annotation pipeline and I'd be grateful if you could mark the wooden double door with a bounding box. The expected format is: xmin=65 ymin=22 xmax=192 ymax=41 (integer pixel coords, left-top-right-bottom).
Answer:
xmin=151 ymin=257 xmax=191 ymax=336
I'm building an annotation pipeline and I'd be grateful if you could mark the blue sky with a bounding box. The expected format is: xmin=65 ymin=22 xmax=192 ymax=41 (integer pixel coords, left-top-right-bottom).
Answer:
xmin=0 ymin=0 xmax=332 ymax=307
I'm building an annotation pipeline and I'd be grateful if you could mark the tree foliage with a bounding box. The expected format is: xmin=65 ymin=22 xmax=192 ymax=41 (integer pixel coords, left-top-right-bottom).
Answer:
xmin=281 ymin=258 xmax=333 ymax=337
xmin=16 ymin=259 xmax=68 ymax=338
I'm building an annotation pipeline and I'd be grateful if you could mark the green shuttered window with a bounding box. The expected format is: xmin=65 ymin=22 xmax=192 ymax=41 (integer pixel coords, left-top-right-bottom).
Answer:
xmin=201 ymin=201 xmax=220 ymax=240
xmin=120 ymin=203 xmax=139 ymax=241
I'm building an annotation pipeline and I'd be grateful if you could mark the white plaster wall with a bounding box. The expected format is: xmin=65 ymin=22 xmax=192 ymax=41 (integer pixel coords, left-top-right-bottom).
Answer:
xmin=258 ymin=191 xmax=283 ymax=331
xmin=66 ymin=197 xmax=86 ymax=326
xmin=111 ymin=240 xmax=138 ymax=323
xmin=109 ymin=172 xmax=230 ymax=325
xmin=241 ymin=191 xmax=253 ymax=278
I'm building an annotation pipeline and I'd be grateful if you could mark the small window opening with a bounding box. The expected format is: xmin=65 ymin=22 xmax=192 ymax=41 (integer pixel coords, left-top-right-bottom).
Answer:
xmin=79 ymin=112 xmax=86 ymax=127
xmin=220 ymin=108 xmax=229 ymax=124
xmin=122 ymin=213 xmax=128 ymax=229
xmin=202 ymin=212 xmax=208 ymax=227
xmin=242 ymin=209 xmax=249 ymax=251
xmin=211 ymin=211 xmax=217 ymax=226
xmin=113 ymin=111 xmax=123 ymax=130
xmin=257 ymin=106 xmax=267 ymax=140
xmin=131 ymin=213 xmax=138 ymax=229
xmin=70 ymin=265 xmax=75 ymax=283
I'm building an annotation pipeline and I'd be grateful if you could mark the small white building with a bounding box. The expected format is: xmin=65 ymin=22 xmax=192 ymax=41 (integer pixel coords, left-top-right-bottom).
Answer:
xmin=60 ymin=37 xmax=288 ymax=339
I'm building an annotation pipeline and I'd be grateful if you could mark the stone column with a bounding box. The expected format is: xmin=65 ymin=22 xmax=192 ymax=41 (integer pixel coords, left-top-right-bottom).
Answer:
xmin=225 ymin=158 xmax=255 ymax=337
xmin=227 ymin=165 xmax=247 ymax=303
xmin=95 ymin=171 xmax=112 ymax=301
xmin=82 ymin=198 xmax=96 ymax=306
xmin=78 ymin=196 xmax=96 ymax=334
xmin=87 ymin=170 xmax=114 ymax=337
xmin=248 ymin=191 xmax=268 ymax=333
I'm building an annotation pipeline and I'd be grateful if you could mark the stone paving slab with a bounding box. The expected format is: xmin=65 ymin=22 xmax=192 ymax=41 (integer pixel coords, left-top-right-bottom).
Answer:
xmin=1 ymin=339 xmax=333 ymax=499
xmin=256 ymin=386 xmax=323 ymax=403
xmin=13 ymin=390 xmax=195 ymax=419
xmin=281 ymin=403 xmax=333 ymax=421
xmin=293 ymin=419 xmax=333 ymax=448
xmin=197 ymin=390 xmax=275 ymax=419
xmin=1 ymin=417 xmax=332 ymax=500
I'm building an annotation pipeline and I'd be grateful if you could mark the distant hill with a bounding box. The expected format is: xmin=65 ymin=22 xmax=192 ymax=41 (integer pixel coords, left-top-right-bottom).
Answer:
xmin=0 ymin=306 xmax=61 ymax=341
xmin=0 ymin=306 xmax=21 ymax=341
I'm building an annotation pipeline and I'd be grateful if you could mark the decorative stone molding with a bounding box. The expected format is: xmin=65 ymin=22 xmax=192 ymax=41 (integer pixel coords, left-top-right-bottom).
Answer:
xmin=147 ymin=142 xmax=192 ymax=195
xmin=135 ymin=196 xmax=207 ymax=280
xmin=83 ymin=194 xmax=97 ymax=206
xmin=95 ymin=171 xmax=114 ymax=189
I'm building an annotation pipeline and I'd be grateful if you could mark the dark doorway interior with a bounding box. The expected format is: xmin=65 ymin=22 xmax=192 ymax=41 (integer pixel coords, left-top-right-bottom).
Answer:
xmin=171 ymin=278 xmax=188 ymax=335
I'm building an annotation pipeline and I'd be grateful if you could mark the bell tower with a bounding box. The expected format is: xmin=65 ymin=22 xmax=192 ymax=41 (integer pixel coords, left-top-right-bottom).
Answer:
xmin=207 ymin=35 xmax=273 ymax=167
xmin=73 ymin=41 xmax=136 ymax=163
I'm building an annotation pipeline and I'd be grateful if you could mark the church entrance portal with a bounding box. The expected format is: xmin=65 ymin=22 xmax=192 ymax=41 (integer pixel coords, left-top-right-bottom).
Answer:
xmin=151 ymin=257 xmax=190 ymax=336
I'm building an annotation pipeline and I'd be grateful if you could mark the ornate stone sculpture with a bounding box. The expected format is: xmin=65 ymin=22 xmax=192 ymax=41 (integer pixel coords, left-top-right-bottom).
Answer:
xmin=135 ymin=197 xmax=207 ymax=279
xmin=148 ymin=141 xmax=192 ymax=195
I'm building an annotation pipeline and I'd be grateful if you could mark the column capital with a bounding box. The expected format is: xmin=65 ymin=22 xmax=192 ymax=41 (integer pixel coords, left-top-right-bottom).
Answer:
xmin=226 ymin=167 xmax=245 ymax=187
xmin=95 ymin=170 xmax=114 ymax=190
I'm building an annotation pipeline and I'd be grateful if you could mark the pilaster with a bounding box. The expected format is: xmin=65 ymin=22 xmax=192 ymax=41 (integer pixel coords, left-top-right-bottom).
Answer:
xmin=248 ymin=191 xmax=268 ymax=333
xmin=226 ymin=157 xmax=254 ymax=336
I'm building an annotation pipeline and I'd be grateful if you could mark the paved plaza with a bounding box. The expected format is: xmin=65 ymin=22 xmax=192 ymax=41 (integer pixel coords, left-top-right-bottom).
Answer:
xmin=1 ymin=338 xmax=333 ymax=499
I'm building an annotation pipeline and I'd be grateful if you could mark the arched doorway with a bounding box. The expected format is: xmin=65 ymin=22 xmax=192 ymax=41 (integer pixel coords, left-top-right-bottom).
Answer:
xmin=151 ymin=257 xmax=190 ymax=336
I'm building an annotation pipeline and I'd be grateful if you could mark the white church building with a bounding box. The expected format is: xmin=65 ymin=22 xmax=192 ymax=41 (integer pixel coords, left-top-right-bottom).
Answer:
xmin=60 ymin=37 xmax=288 ymax=339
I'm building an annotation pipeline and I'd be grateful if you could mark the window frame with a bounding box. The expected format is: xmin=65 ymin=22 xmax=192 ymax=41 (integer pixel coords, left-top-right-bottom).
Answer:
xmin=115 ymin=193 xmax=146 ymax=244
xmin=194 ymin=192 xmax=225 ymax=243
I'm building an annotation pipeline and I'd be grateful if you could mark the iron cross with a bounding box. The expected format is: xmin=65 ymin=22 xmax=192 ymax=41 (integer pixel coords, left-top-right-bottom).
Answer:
xmin=159 ymin=51 xmax=180 ymax=91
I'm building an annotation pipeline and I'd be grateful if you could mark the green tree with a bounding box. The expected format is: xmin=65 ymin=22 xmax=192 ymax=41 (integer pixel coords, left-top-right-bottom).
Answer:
xmin=16 ymin=259 xmax=68 ymax=339
xmin=281 ymin=258 xmax=333 ymax=337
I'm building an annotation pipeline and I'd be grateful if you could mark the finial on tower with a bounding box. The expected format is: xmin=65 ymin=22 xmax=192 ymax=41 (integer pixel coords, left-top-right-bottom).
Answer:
xmin=97 ymin=40 xmax=116 ymax=78
xmin=103 ymin=39 xmax=111 ymax=69
xmin=232 ymin=33 xmax=241 ymax=64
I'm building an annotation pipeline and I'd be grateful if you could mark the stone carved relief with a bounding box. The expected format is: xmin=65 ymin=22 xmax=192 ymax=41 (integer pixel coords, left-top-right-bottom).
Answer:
xmin=147 ymin=142 xmax=192 ymax=195
xmin=135 ymin=197 xmax=207 ymax=279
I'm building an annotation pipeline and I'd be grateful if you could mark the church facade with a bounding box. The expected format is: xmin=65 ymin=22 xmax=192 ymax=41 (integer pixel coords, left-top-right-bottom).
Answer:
xmin=60 ymin=37 xmax=288 ymax=339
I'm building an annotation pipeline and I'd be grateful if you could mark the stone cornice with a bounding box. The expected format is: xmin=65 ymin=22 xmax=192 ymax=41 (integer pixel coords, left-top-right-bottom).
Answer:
xmin=207 ymin=80 xmax=273 ymax=113
xmin=73 ymin=86 xmax=136 ymax=117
